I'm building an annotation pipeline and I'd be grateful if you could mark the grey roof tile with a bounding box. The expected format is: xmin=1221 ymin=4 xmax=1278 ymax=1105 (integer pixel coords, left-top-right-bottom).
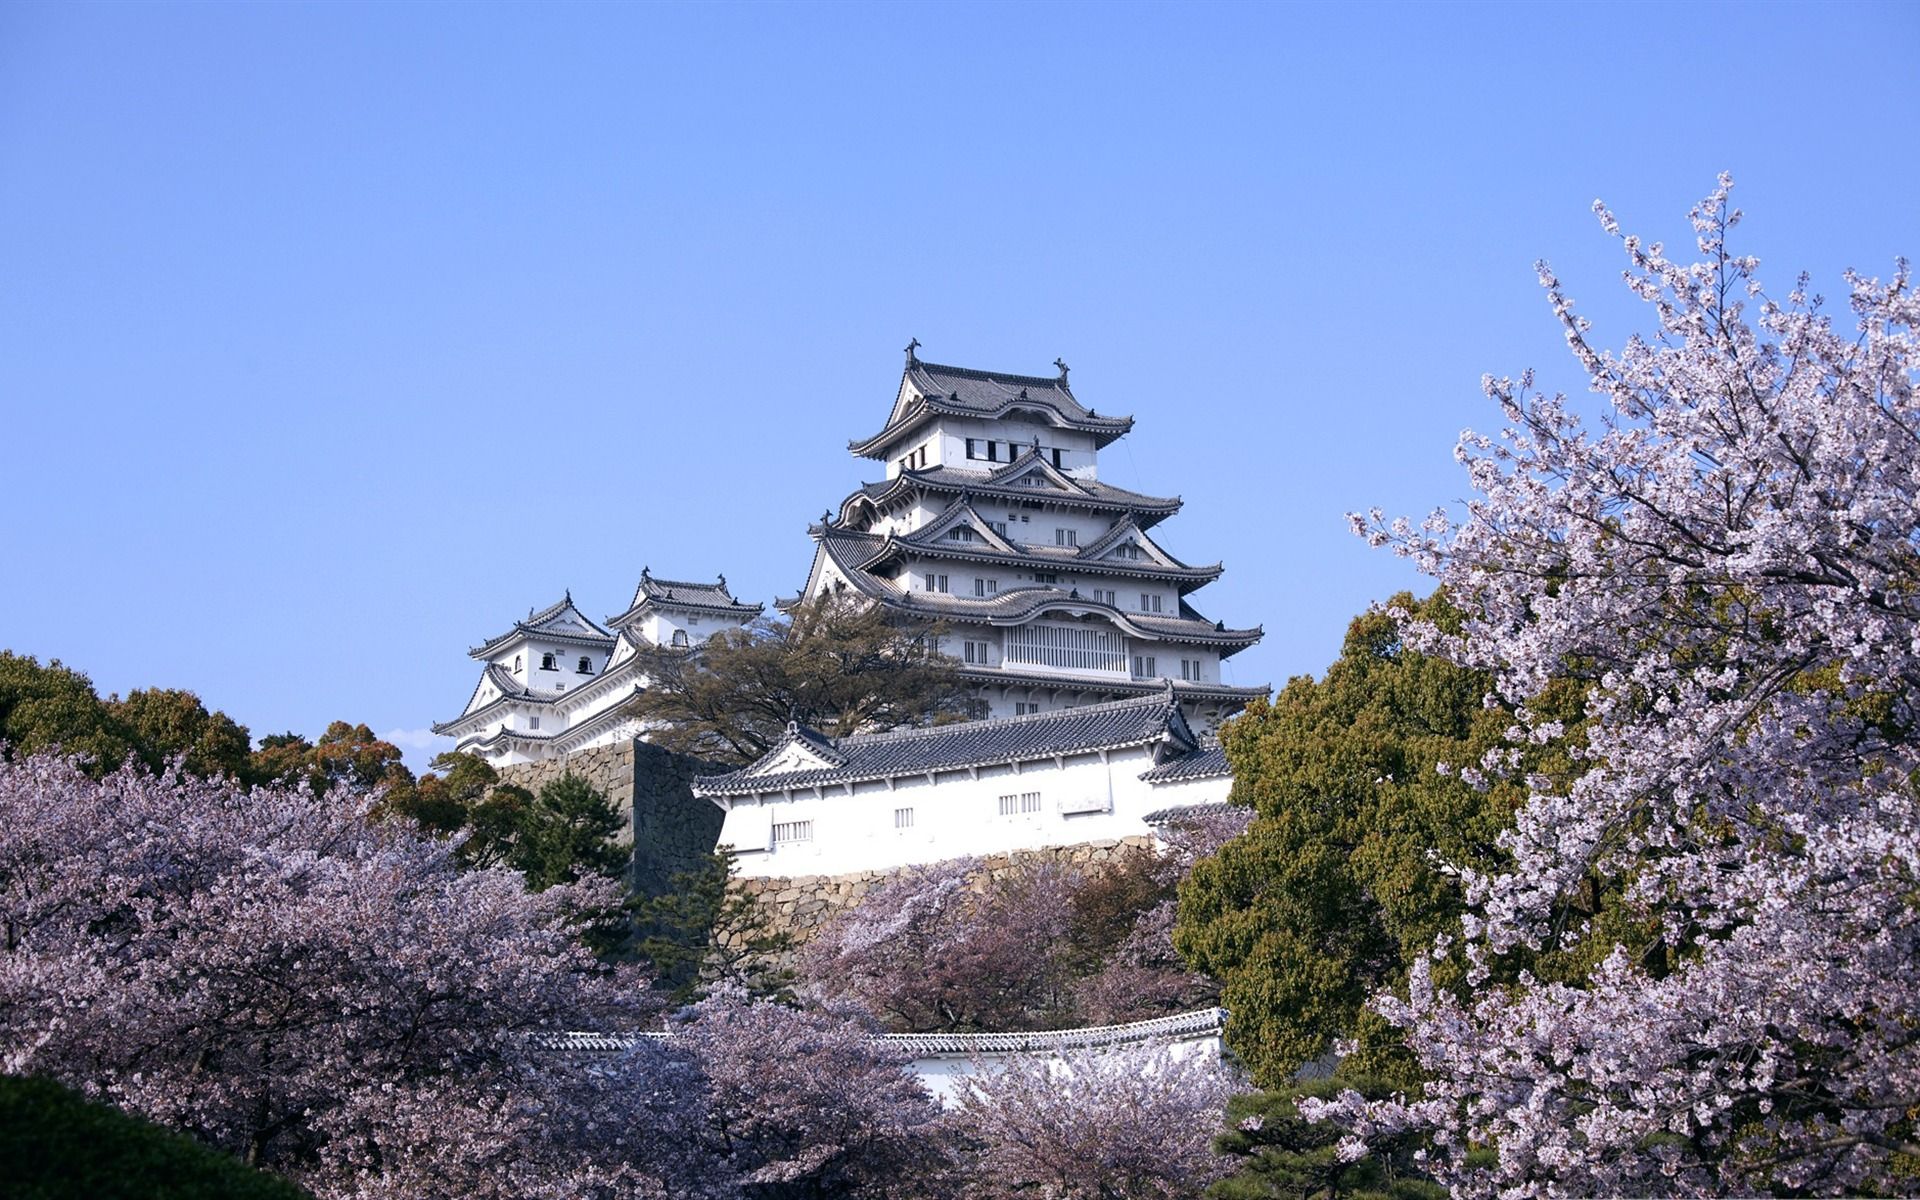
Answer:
xmin=695 ymin=688 xmax=1205 ymax=797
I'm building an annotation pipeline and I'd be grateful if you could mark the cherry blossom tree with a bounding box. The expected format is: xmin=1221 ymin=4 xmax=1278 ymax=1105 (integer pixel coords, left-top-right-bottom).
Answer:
xmin=0 ymin=752 xmax=702 ymax=1199
xmin=675 ymin=991 xmax=957 ymax=1198
xmin=1324 ymin=177 xmax=1920 ymax=1194
xmin=951 ymin=1044 xmax=1238 ymax=1199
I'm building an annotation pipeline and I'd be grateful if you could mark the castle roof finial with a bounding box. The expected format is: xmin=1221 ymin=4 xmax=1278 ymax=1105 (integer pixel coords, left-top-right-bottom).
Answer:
xmin=717 ymin=572 xmax=727 ymax=591
xmin=904 ymin=337 xmax=920 ymax=365
xmin=1054 ymin=357 xmax=1069 ymax=383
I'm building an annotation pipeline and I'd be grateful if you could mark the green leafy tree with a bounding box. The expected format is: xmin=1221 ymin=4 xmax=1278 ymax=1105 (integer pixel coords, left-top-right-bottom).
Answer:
xmin=1209 ymin=1077 xmax=1444 ymax=1200
xmin=511 ymin=772 xmax=628 ymax=890
xmin=0 ymin=652 xmax=254 ymax=781
xmin=245 ymin=722 xmax=412 ymax=796
xmin=0 ymin=652 xmax=134 ymax=770
xmin=628 ymin=591 xmax=970 ymax=765
xmin=1175 ymin=592 xmax=1582 ymax=1086
xmin=107 ymin=687 xmax=253 ymax=780
xmin=0 ymin=1074 xmax=312 ymax=1200
xmin=633 ymin=850 xmax=794 ymax=1004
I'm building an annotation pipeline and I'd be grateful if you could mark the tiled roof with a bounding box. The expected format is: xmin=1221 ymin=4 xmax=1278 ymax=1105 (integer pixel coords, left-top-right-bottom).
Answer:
xmin=882 ymin=1006 xmax=1229 ymax=1056
xmin=861 ymin=502 xmax=1223 ymax=589
xmin=608 ymin=568 xmax=763 ymax=627
xmin=468 ymin=593 xmax=616 ymax=659
xmin=535 ymin=1006 xmax=1229 ymax=1057
xmin=1137 ymin=740 xmax=1231 ymax=782
xmin=812 ymin=529 xmax=1262 ymax=653
xmin=839 ymin=456 xmax=1182 ymax=527
xmin=694 ymin=688 xmax=1202 ymax=797
xmin=850 ymin=357 xmax=1136 ymax=459
xmin=1142 ymin=798 xmax=1235 ymax=824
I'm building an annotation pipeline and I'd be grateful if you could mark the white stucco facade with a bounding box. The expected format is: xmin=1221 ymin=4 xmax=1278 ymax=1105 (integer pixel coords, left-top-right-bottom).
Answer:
xmin=695 ymin=690 xmax=1233 ymax=879
xmin=435 ymin=574 xmax=761 ymax=766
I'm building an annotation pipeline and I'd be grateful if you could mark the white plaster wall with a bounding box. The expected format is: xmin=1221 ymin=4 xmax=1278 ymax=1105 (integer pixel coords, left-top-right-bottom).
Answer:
xmin=713 ymin=745 xmax=1232 ymax=877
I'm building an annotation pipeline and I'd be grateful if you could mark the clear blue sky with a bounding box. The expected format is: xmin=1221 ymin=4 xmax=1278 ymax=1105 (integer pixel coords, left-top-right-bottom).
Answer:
xmin=2 ymin=1 xmax=1914 ymax=770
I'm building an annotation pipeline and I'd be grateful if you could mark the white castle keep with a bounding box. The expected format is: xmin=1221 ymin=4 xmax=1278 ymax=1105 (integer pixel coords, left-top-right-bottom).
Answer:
xmin=434 ymin=572 xmax=761 ymax=765
xmin=794 ymin=344 xmax=1266 ymax=726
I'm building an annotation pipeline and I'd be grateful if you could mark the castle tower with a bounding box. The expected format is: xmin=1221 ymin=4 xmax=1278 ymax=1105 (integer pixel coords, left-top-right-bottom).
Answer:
xmin=793 ymin=345 xmax=1266 ymax=725
xmin=435 ymin=575 xmax=761 ymax=764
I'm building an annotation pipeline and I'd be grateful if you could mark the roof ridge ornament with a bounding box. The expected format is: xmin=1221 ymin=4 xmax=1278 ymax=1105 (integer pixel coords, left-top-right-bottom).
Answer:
xmin=1055 ymin=357 xmax=1069 ymax=383
xmin=904 ymin=337 xmax=920 ymax=365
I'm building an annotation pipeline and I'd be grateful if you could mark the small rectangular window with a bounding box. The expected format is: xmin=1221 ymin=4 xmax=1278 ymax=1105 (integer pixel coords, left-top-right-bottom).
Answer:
xmin=997 ymin=792 xmax=1043 ymax=816
xmin=1181 ymin=658 xmax=1203 ymax=681
xmin=963 ymin=640 xmax=991 ymax=664
xmin=974 ymin=578 xmax=998 ymax=597
xmin=987 ymin=441 xmax=1000 ymax=463
xmin=991 ymin=521 xmax=1008 ymax=536
xmin=1139 ymin=593 xmax=1163 ymax=613
xmin=894 ymin=807 xmax=914 ymax=830
xmin=1015 ymin=702 xmax=1039 ymax=716
xmin=772 ymin=820 xmax=813 ymax=844
xmin=966 ymin=438 xmax=978 ymax=459
xmin=1055 ymin=528 xmax=1077 ymax=547
xmin=1050 ymin=448 xmax=1064 ymax=469
xmin=925 ymin=574 xmax=950 ymax=593
xmin=1134 ymin=655 xmax=1157 ymax=677
xmin=529 ymin=716 xmax=541 ymax=730
xmin=1033 ymin=572 xmax=1058 ymax=585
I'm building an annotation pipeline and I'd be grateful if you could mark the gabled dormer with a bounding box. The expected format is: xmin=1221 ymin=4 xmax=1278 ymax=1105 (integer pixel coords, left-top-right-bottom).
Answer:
xmin=743 ymin=721 xmax=849 ymax=778
xmin=905 ymin=498 xmax=1024 ymax=556
xmin=848 ymin=343 xmax=1133 ymax=466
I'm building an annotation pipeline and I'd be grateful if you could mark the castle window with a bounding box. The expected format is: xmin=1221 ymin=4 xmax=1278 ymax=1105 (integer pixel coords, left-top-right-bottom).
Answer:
xmin=1095 ymin=589 xmax=1116 ymax=605
xmin=1015 ymin=702 xmax=1040 ymax=715
xmin=991 ymin=521 xmax=1008 ymax=536
xmin=965 ymin=438 xmax=979 ymax=459
xmin=974 ymin=578 xmax=997 ymax=597
xmin=772 ymin=820 xmax=813 ymax=845
xmin=1139 ymin=593 xmax=1164 ymax=613
xmin=894 ymin=807 xmax=914 ymax=830
xmin=1055 ymin=528 xmax=1077 ymax=547
xmin=963 ymin=639 xmax=991 ymax=664
xmin=986 ymin=441 xmax=1000 ymax=463
xmin=540 ymin=652 xmax=557 ymax=671
xmin=950 ymin=527 xmax=975 ymax=543
xmin=512 ymin=654 xmax=522 ymax=673
xmin=577 ymin=656 xmax=593 ymax=674
xmin=529 ymin=716 xmax=541 ymax=730
xmin=1133 ymin=655 xmax=1157 ymax=677
xmin=1051 ymin=448 xmax=1064 ymax=469
xmin=924 ymin=574 xmax=949 ymax=593
xmin=997 ymin=792 xmax=1042 ymax=816
xmin=1033 ymin=572 xmax=1058 ymax=585
xmin=1181 ymin=658 xmax=1202 ymax=680
xmin=671 ymin=629 xmax=690 ymax=648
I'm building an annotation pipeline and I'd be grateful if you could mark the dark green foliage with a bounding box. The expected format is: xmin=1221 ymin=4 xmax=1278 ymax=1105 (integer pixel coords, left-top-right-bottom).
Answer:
xmin=0 ymin=1074 xmax=311 ymax=1200
xmin=1175 ymin=592 xmax=1582 ymax=1086
xmin=0 ymin=652 xmax=259 ymax=782
xmin=632 ymin=851 xmax=793 ymax=1004
xmin=1209 ymin=1077 xmax=1443 ymax=1200
xmin=630 ymin=592 xmax=970 ymax=765
xmin=512 ymin=772 xmax=629 ymax=890
xmin=246 ymin=721 xmax=411 ymax=795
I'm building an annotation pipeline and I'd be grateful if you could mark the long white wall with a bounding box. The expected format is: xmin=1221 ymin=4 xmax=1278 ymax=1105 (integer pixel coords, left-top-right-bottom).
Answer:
xmin=711 ymin=743 xmax=1230 ymax=878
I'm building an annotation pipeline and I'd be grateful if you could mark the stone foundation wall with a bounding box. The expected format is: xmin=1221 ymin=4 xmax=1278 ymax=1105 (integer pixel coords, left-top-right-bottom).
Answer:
xmin=729 ymin=836 xmax=1158 ymax=957
xmin=496 ymin=739 xmax=726 ymax=898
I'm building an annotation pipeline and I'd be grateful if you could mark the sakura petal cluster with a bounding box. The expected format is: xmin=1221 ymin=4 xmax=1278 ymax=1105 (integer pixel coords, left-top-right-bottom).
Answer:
xmin=1337 ymin=177 xmax=1920 ymax=1195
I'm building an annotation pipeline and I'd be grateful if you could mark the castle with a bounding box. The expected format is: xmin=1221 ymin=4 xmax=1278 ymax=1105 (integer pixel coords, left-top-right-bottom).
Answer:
xmin=795 ymin=344 xmax=1265 ymax=726
xmin=436 ymin=346 xmax=1264 ymax=872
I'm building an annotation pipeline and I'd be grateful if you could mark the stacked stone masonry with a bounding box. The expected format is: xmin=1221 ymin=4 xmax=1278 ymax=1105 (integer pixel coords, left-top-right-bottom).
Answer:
xmin=495 ymin=738 xmax=726 ymax=899
xmin=725 ymin=836 xmax=1159 ymax=959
